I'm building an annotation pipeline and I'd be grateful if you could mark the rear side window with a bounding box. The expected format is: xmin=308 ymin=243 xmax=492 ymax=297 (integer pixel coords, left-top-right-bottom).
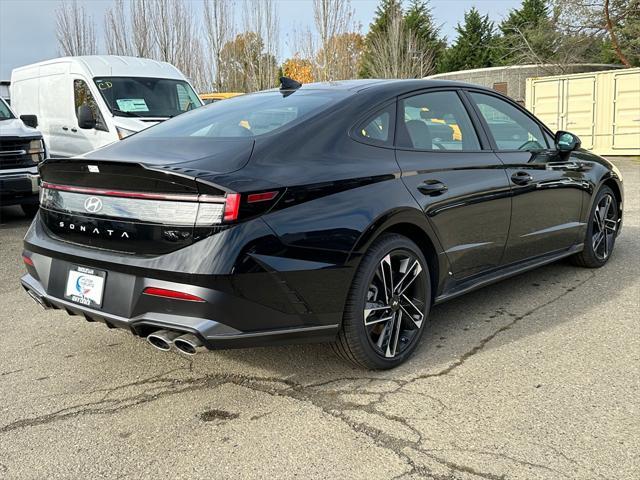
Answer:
xmin=138 ymin=90 xmax=346 ymax=139
xmin=74 ymin=79 xmax=106 ymax=130
xmin=469 ymin=92 xmax=546 ymax=151
xmin=397 ymin=91 xmax=480 ymax=151
xmin=355 ymin=103 xmax=395 ymax=146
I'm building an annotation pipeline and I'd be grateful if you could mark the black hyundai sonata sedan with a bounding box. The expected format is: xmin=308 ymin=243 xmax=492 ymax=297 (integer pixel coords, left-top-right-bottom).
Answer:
xmin=21 ymin=79 xmax=623 ymax=369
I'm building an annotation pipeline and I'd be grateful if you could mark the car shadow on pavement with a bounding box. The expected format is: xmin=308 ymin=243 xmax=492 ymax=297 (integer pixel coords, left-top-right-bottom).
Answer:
xmin=0 ymin=205 xmax=36 ymax=227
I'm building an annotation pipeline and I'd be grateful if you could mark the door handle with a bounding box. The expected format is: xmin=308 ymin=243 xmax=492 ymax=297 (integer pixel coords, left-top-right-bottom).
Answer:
xmin=511 ymin=171 xmax=533 ymax=185
xmin=417 ymin=180 xmax=448 ymax=196
xmin=71 ymin=128 xmax=78 ymax=133
xmin=62 ymin=126 xmax=69 ymax=131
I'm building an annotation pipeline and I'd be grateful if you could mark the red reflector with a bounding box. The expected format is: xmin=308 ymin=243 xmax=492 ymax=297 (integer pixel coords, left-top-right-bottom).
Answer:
xmin=142 ymin=287 xmax=205 ymax=302
xmin=22 ymin=254 xmax=34 ymax=267
xmin=247 ymin=191 xmax=278 ymax=203
xmin=224 ymin=193 xmax=241 ymax=221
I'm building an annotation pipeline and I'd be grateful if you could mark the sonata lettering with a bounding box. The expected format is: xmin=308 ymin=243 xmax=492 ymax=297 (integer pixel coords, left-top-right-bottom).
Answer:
xmin=57 ymin=222 xmax=131 ymax=239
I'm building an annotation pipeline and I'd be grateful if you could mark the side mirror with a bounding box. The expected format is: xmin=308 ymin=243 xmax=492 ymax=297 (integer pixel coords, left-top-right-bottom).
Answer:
xmin=555 ymin=131 xmax=581 ymax=152
xmin=20 ymin=114 xmax=38 ymax=129
xmin=77 ymin=104 xmax=96 ymax=129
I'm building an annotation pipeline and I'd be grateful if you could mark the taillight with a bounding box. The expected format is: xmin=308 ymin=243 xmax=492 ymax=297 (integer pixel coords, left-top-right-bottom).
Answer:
xmin=39 ymin=183 xmax=281 ymax=226
xmin=22 ymin=254 xmax=34 ymax=267
xmin=223 ymin=193 xmax=241 ymax=222
xmin=142 ymin=287 xmax=205 ymax=302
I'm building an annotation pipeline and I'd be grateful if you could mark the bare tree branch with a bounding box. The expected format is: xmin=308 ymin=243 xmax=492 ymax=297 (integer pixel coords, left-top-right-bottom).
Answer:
xmin=366 ymin=13 xmax=434 ymax=78
xmin=241 ymin=0 xmax=279 ymax=91
xmin=55 ymin=0 xmax=98 ymax=56
xmin=104 ymin=0 xmax=131 ymax=56
xmin=604 ymin=0 xmax=630 ymax=66
xmin=204 ymin=0 xmax=234 ymax=91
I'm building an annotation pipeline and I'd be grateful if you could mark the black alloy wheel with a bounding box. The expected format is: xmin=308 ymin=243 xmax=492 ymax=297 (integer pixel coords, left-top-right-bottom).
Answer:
xmin=333 ymin=234 xmax=431 ymax=369
xmin=571 ymin=186 xmax=619 ymax=268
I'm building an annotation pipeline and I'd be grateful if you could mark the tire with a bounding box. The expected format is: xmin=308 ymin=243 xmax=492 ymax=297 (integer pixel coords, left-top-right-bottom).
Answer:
xmin=21 ymin=203 xmax=39 ymax=217
xmin=570 ymin=185 xmax=618 ymax=268
xmin=332 ymin=233 xmax=431 ymax=369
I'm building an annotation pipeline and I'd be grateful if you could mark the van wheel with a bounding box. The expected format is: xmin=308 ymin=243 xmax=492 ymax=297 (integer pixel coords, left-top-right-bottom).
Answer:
xmin=571 ymin=185 xmax=618 ymax=268
xmin=332 ymin=234 xmax=431 ymax=370
xmin=21 ymin=204 xmax=39 ymax=217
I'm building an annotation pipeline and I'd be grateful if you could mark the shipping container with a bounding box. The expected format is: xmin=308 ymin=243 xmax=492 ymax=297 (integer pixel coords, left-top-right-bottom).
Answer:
xmin=526 ymin=68 xmax=640 ymax=156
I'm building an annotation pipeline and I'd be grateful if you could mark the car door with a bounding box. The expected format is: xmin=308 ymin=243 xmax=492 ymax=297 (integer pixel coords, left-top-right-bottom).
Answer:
xmin=395 ymin=89 xmax=511 ymax=280
xmin=466 ymin=90 xmax=586 ymax=264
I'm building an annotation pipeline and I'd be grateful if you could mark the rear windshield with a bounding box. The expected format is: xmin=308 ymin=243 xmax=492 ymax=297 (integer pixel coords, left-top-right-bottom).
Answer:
xmin=135 ymin=90 xmax=346 ymax=139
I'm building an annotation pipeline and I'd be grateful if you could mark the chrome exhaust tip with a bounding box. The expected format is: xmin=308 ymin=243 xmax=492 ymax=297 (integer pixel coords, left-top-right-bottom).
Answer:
xmin=147 ymin=330 xmax=181 ymax=352
xmin=25 ymin=288 xmax=48 ymax=310
xmin=173 ymin=334 xmax=203 ymax=356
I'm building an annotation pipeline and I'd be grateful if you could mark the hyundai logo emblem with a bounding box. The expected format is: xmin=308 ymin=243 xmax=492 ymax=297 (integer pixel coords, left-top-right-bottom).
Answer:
xmin=84 ymin=196 xmax=103 ymax=213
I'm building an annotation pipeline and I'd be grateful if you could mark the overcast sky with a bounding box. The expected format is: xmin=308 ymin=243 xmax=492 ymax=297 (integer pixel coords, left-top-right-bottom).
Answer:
xmin=0 ymin=0 xmax=520 ymax=80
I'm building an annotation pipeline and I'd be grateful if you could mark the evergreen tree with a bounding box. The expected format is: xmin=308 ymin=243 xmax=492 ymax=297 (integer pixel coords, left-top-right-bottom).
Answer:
xmin=404 ymin=0 xmax=446 ymax=70
xmin=501 ymin=0 xmax=549 ymax=33
xmin=496 ymin=0 xmax=554 ymax=65
xmin=440 ymin=8 xmax=496 ymax=72
xmin=368 ymin=0 xmax=403 ymax=37
xmin=360 ymin=0 xmax=404 ymax=77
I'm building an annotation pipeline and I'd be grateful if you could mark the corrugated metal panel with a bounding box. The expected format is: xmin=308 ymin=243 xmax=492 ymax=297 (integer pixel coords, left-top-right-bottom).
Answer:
xmin=612 ymin=71 xmax=640 ymax=150
xmin=564 ymin=76 xmax=596 ymax=149
xmin=530 ymin=79 xmax=562 ymax=132
xmin=526 ymin=68 xmax=640 ymax=156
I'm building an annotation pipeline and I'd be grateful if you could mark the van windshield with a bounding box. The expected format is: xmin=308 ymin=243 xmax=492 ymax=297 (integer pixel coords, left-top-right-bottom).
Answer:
xmin=93 ymin=77 xmax=202 ymax=118
xmin=136 ymin=90 xmax=346 ymax=139
xmin=0 ymin=98 xmax=15 ymax=120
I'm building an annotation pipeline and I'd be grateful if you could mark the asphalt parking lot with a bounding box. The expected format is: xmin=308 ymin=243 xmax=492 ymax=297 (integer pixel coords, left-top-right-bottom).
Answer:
xmin=0 ymin=158 xmax=638 ymax=480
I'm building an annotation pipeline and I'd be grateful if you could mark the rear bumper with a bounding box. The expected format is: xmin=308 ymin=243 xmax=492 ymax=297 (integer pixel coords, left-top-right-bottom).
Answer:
xmin=0 ymin=169 xmax=39 ymax=206
xmin=21 ymin=216 xmax=350 ymax=350
xmin=21 ymin=273 xmax=338 ymax=348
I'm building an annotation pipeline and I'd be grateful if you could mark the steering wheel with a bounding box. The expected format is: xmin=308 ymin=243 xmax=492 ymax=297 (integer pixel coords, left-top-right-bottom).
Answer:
xmin=432 ymin=141 xmax=446 ymax=150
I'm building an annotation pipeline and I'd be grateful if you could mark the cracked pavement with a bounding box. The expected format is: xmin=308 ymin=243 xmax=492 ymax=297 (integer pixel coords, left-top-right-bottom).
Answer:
xmin=0 ymin=158 xmax=638 ymax=479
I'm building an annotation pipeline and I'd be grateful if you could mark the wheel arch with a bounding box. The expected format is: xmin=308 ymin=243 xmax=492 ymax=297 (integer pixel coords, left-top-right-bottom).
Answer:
xmin=589 ymin=173 xmax=624 ymax=233
xmin=348 ymin=208 xmax=447 ymax=301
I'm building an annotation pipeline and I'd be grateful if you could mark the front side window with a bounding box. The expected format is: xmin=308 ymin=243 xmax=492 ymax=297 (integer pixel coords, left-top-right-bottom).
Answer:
xmin=0 ymin=98 xmax=15 ymax=120
xmin=137 ymin=90 xmax=346 ymax=139
xmin=74 ymin=79 xmax=106 ymax=130
xmin=397 ymin=91 xmax=481 ymax=151
xmin=470 ymin=92 xmax=546 ymax=151
xmin=94 ymin=77 xmax=202 ymax=118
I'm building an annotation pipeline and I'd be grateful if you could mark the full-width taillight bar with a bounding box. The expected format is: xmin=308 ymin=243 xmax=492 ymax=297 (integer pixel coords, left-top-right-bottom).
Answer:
xmin=40 ymin=182 xmax=224 ymax=203
xmin=40 ymin=182 xmax=281 ymax=224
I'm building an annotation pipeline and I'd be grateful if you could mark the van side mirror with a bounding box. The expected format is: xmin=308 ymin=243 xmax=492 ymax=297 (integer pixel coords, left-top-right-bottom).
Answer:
xmin=555 ymin=131 xmax=581 ymax=152
xmin=20 ymin=114 xmax=38 ymax=129
xmin=77 ymin=104 xmax=96 ymax=129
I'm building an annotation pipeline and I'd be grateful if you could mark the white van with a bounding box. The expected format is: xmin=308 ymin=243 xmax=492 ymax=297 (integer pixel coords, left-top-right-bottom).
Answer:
xmin=10 ymin=56 xmax=203 ymax=158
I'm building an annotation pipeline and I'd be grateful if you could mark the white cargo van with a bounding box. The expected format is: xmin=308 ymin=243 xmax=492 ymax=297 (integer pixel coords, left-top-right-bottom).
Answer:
xmin=10 ymin=56 xmax=203 ymax=158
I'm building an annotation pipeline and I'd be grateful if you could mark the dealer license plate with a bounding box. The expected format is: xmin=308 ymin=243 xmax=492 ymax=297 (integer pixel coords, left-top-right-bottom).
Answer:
xmin=64 ymin=266 xmax=106 ymax=308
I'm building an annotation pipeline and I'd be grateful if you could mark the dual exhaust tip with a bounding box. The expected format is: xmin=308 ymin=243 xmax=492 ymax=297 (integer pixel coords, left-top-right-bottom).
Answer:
xmin=147 ymin=330 xmax=202 ymax=355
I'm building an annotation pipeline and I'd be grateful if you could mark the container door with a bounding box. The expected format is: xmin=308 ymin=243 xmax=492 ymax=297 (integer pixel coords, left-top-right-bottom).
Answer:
xmin=530 ymin=79 xmax=562 ymax=133
xmin=612 ymin=71 xmax=640 ymax=151
xmin=563 ymin=76 xmax=596 ymax=150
